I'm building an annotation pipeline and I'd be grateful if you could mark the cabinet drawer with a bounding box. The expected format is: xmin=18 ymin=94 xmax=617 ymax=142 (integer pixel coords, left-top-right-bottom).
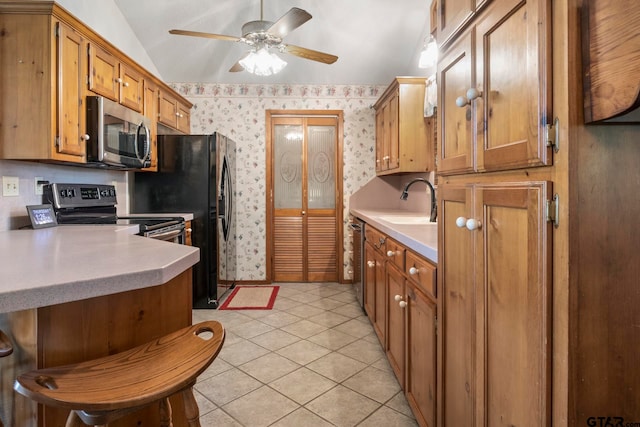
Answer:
xmin=386 ymin=238 xmax=405 ymax=270
xmin=365 ymin=226 xmax=386 ymax=254
xmin=406 ymin=250 xmax=436 ymax=298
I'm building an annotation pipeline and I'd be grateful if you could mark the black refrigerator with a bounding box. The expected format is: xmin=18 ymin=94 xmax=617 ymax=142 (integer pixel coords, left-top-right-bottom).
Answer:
xmin=132 ymin=133 xmax=237 ymax=308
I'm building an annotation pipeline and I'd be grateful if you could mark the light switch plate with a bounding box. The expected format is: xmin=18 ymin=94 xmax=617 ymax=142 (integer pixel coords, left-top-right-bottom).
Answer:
xmin=2 ymin=176 xmax=19 ymax=197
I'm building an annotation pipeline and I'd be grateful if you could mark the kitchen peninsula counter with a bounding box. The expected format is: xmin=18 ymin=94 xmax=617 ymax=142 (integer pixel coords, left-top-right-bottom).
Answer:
xmin=0 ymin=225 xmax=199 ymax=426
xmin=0 ymin=225 xmax=199 ymax=313
xmin=350 ymin=208 xmax=438 ymax=263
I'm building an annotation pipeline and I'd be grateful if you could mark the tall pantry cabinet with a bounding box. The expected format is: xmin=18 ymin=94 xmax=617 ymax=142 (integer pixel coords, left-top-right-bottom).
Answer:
xmin=436 ymin=0 xmax=554 ymax=425
xmin=436 ymin=0 xmax=640 ymax=425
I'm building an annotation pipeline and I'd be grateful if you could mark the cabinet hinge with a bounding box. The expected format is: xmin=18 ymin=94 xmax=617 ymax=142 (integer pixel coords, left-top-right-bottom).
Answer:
xmin=545 ymin=117 xmax=560 ymax=153
xmin=546 ymin=194 xmax=559 ymax=228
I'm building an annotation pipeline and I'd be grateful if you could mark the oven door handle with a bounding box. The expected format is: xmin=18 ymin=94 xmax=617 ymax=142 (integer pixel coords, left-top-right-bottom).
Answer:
xmin=146 ymin=229 xmax=184 ymax=241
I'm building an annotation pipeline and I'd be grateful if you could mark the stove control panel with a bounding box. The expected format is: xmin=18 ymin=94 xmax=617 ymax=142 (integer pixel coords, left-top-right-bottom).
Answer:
xmin=44 ymin=183 xmax=118 ymax=209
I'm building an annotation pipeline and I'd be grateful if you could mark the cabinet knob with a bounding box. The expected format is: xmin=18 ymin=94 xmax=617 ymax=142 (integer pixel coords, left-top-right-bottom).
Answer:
xmin=466 ymin=218 xmax=482 ymax=230
xmin=186 ymin=228 xmax=192 ymax=233
xmin=367 ymin=260 xmax=376 ymax=268
xmin=466 ymin=87 xmax=482 ymax=101
xmin=394 ymin=294 xmax=403 ymax=302
xmin=123 ymin=81 xmax=130 ymax=87
xmin=399 ymin=301 xmax=408 ymax=308
xmin=456 ymin=216 xmax=467 ymax=228
xmin=80 ymin=134 xmax=90 ymax=141
xmin=455 ymin=95 xmax=469 ymax=107
xmin=115 ymin=77 xmax=123 ymax=83
xmin=409 ymin=266 xmax=418 ymax=275
xmin=387 ymin=250 xmax=395 ymax=257
xmin=347 ymin=270 xmax=353 ymax=275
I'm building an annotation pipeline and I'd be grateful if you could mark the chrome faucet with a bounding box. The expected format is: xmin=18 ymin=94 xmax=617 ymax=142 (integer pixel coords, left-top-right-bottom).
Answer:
xmin=400 ymin=178 xmax=437 ymax=222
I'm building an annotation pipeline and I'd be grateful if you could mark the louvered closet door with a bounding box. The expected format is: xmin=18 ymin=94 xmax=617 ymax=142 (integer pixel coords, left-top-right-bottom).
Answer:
xmin=272 ymin=116 xmax=338 ymax=282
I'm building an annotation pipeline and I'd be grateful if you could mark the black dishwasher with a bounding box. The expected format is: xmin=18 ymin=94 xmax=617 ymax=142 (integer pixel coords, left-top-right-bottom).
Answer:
xmin=349 ymin=216 xmax=365 ymax=310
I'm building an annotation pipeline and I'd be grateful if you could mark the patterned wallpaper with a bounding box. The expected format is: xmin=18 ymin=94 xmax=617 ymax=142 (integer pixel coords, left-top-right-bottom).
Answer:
xmin=170 ymin=83 xmax=387 ymax=281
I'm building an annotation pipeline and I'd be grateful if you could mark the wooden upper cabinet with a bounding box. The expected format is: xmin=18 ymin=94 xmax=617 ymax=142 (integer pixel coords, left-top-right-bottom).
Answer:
xmin=582 ymin=0 xmax=640 ymax=123
xmin=437 ymin=0 xmax=490 ymax=46
xmin=159 ymin=89 xmax=191 ymax=134
xmin=56 ymin=21 xmax=87 ymax=158
xmin=0 ymin=12 xmax=86 ymax=162
xmin=374 ymin=77 xmax=434 ymax=176
xmin=437 ymin=0 xmax=553 ymax=176
xmin=88 ymin=43 xmax=144 ymax=112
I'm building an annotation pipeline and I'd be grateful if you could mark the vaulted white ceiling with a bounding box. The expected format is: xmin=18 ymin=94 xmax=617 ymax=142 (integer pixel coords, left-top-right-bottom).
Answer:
xmin=113 ymin=0 xmax=434 ymax=85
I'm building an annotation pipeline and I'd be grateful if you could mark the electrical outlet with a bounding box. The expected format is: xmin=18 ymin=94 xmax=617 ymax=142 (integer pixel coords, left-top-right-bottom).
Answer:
xmin=35 ymin=177 xmax=45 ymax=195
xmin=2 ymin=176 xmax=19 ymax=197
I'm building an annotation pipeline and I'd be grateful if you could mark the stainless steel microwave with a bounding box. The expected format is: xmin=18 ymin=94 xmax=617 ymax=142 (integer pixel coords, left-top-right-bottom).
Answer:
xmin=86 ymin=96 xmax=151 ymax=168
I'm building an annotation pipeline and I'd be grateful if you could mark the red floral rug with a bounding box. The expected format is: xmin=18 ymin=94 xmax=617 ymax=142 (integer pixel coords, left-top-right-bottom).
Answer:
xmin=218 ymin=286 xmax=279 ymax=310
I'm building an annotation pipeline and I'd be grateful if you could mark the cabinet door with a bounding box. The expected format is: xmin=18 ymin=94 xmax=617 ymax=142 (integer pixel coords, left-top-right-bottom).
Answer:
xmin=373 ymin=248 xmax=386 ymax=345
xmin=406 ymin=281 xmax=437 ymax=427
xmin=56 ymin=22 xmax=86 ymax=158
xmin=387 ymin=91 xmax=399 ymax=171
xmin=438 ymin=184 xmax=475 ymax=427
xmin=386 ymin=263 xmax=405 ymax=386
xmin=88 ymin=43 xmax=118 ymax=101
xmin=158 ymin=90 xmax=178 ymax=128
xmin=375 ymin=108 xmax=385 ymax=173
xmin=120 ymin=63 xmax=143 ymax=112
xmin=176 ymin=102 xmax=191 ymax=133
xmin=438 ymin=30 xmax=474 ymax=175
xmin=474 ymin=0 xmax=553 ymax=172
xmin=364 ymin=242 xmax=377 ymax=322
xmin=474 ymin=183 xmax=552 ymax=426
xmin=438 ymin=0 xmax=489 ymax=45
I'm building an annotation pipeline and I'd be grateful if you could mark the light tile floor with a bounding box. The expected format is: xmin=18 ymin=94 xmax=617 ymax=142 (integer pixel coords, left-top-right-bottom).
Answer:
xmin=192 ymin=282 xmax=419 ymax=427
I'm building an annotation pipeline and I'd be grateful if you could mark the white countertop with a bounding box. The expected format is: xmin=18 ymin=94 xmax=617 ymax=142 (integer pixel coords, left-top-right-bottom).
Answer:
xmin=351 ymin=208 xmax=438 ymax=263
xmin=0 ymin=225 xmax=199 ymax=313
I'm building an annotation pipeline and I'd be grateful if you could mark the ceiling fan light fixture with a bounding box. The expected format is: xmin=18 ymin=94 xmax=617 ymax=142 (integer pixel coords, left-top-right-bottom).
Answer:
xmin=239 ymin=47 xmax=287 ymax=76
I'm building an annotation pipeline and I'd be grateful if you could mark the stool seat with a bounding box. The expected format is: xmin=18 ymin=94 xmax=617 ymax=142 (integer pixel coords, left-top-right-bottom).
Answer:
xmin=14 ymin=321 xmax=224 ymax=426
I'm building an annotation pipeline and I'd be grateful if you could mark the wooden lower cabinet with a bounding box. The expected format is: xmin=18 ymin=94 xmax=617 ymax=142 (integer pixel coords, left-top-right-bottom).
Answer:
xmin=363 ymin=224 xmax=437 ymax=427
xmin=438 ymin=181 xmax=552 ymax=426
xmin=364 ymin=239 xmax=386 ymax=344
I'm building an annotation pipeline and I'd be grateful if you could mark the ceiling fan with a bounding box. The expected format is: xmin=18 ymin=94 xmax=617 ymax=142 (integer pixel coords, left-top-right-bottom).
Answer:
xmin=169 ymin=0 xmax=338 ymax=74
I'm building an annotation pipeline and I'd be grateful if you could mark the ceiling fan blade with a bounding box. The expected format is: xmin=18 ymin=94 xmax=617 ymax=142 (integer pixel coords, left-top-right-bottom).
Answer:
xmin=169 ymin=29 xmax=241 ymax=43
xmin=267 ymin=7 xmax=312 ymax=39
xmin=229 ymin=53 xmax=250 ymax=72
xmin=284 ymin=44 xmax=338 ymax=64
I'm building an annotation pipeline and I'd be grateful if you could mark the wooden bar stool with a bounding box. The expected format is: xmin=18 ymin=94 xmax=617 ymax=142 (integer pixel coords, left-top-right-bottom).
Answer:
xmin=14 ymin=321 xmax=224 ymax=427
